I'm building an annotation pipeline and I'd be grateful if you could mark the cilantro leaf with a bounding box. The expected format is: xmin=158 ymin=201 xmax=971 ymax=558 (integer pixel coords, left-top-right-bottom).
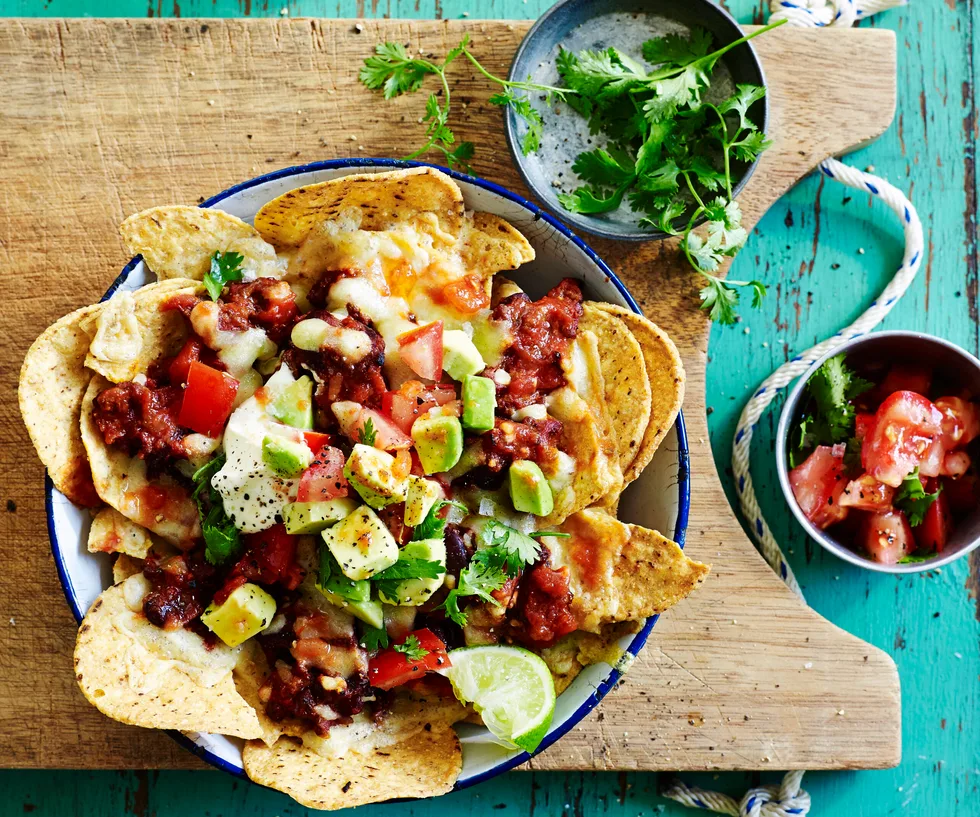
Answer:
xmin=893 ymin=469 xmax=941 ymax=527
xmin=359 ymin=42 xmax=437 ymax=99
xmin=717 ymin=83 xmax=767 ymax=131
xmin=358 ymin=417 xmax=377 ymax=446
xmin=203 ymin=251 xmax=244 ymax=301
xmin=558 ymin=185 xmax=628 ymax=215
xmin=441 ymin=556 xmax=510 ymax=626
xmin=412 ymin=500 xmax=465 ymax=541
xmin=788 ymin=414 xmax=816 ymax=469
xmin=393 ymin=634 xmax=429 ymax=661
xmin=490 ymin=91 xmax=544 ymax=156
xmin=731 ymin=130 xmax=773 ymax=163
xmin=191 ymin=453 xmax=243 ymax=565
xmin=360 ymin=623 xmax=389 ymax=651
xmin=805 ymin=355 xmax=873 ymax=444
xmin=476 ymin=520 xmax=541 ymax=574
xmin=697 ymin=274 xmax=739 ymax=325
xmin=898 ymin=551 xmax=937 ymax=565
xmin=641 ymin=27 xmax=713 ymax=67
xmin=571 ymin=148 xmax=635 ymax=188
xmin=557 ymin=47 xmax=647 ymax=101
xmin=371 ymin=557 xmax=445 ymax=600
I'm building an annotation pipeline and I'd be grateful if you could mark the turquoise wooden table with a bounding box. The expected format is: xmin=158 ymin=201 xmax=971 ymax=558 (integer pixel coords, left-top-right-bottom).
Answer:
xmin=1 ymin=1 xmax=976 ymax=815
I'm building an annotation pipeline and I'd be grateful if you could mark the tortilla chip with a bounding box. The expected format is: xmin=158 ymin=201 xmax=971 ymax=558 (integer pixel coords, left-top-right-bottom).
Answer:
xmin=553 ymin=509 xmax=708 ymax=632
xmin=80 ymin=374 xmax=201 ymax=545
xmin=88 ymin=507 xmax=154 ymax=558
xmin=120 ymin=205 xmax=282 ymax=281
xmin=18 ymin=303 xmax=102 ymax=506
xmin=112 ymin=554 xmax=144 ymax=584
xmin=543 ymin=331 xmax=622 ymax=526
xmin=85 ymin=279 xmax=202 ymax=384
xmin=74 ymin=577 xmax=262 ymax=738
xmin=459 ymin=212 xmax=535 ymax=276
xmin=580 ymin=304 xmax=653 ymax=472
xmin=592 ymin=305 xmax=685 ymax=484
xmin=491 ymin=274 xmax=524 ymax=306
xmin=243 ymin=724 xmax=462 ymax=810
xmin=255 ymin=167 xmax=466 ymax=248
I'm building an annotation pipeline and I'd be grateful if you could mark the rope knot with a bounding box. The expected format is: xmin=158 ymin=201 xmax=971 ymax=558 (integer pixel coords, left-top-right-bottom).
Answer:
xmin=769 ymin=0 xmax=906 ymax=28
xmin=662 ymin=772 xmax=810 ymax=817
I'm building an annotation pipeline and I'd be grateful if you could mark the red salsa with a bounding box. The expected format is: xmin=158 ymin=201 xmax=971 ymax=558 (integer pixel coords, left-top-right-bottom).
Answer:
xmin=788 ymin=356 xmax=980 ymax=564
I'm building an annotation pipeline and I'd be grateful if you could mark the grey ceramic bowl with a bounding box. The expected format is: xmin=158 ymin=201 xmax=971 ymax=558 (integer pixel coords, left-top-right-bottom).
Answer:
xmin=504 ymin=0 xmax=769 ymax=242
xmin=776 ymin=331 xmax=980 ymax=574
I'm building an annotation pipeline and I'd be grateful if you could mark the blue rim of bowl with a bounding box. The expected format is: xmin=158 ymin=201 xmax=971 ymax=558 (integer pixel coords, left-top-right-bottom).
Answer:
xmin=502 ymin=0 xmax=769 ymax=242
xmin=46 ymin=157 xmax=691 ymax=788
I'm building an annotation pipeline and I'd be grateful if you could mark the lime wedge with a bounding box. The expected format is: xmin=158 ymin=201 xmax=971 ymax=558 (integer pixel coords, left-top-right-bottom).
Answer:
xmin=445 ymin=645 xmax=556 ymax=753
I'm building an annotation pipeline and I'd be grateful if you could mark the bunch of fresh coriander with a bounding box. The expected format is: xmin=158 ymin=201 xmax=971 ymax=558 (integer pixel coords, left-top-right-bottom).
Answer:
xmin=358 ymin=20 xmax=785 ymax=324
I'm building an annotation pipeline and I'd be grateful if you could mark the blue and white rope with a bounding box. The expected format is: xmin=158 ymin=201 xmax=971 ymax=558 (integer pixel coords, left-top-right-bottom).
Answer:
xmin=662 ymin=1 xmax=918 ymax=815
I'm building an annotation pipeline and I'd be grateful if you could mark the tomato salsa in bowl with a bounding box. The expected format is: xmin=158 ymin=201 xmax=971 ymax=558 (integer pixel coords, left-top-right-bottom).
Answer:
xmin=776 ymin=331 xmax=980 ymax=574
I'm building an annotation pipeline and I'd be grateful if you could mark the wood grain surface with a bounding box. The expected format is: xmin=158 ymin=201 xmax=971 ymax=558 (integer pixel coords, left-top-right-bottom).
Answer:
xmin=0 ymin=18 xmax=900 ymax=772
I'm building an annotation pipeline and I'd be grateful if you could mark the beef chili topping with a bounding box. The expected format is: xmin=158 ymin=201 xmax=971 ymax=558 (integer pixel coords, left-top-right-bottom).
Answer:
xmin=508 ymin=552 xmax=577 ymax=648
xmin=282 ymin=306 xmax=388 ymax=418
xmin=484 ymin=416 xmax=563 ymax=472
xmin=487 ymin=278 xmax=584 ymax=412
xmin=93 ymin=378 xmax=188 ymax=474
xmin=257 ymin=601 xmax=371 ymax=735
xmin=142 ymin=551 xmax=218 ymax=631
xmin=167 ymin=278 xmax=299 ymax=344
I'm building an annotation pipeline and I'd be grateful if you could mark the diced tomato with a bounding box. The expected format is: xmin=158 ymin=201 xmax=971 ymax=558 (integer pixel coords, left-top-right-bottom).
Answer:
xmin=935 ymin=396 xmax=980 ymax=449
xmin=301 ymin=431 xmax=334 ymax=454
xmin=859 ymin=510 xmax=914 ymax=565
xmin=839 ymin=473 xmax=895 ymax=511
xmin=397 ymin=321 xmax=444 ymax=381
xmin=855 ymin=412 xmax=876 ymax=442
xmin=332 ymin=400 xmax=413 ymax=450
xmin=914 ymin=491 xmax=952 ymax=553
xmin=296 ymin=446 xmax=348 ymax=502
xmin=367 ymin=629 xmax=450 ymax=691
xmin=942 ymin=450 xmax=972 ymax=478
xmin=168 ymin=337 xmax=204 ymax=386
xmin=942 ymin=472 xmax=979 ymax=514
xmin=870 ymin=364 xmax=933 ymax=404
xmin=789 ymin=445 xmax=849 ymax=529
xmin=177 ymin=361 xmax=239 ymax=438
xmin=861 ymin=391 xmax=944 ymax=488
xmin=382 ymin=381 xmax=457 ymax=435
xmin=438 ymin=274 xmax=491 ymax=314
xmin=230 ymin=524 xmax=304 ymax=592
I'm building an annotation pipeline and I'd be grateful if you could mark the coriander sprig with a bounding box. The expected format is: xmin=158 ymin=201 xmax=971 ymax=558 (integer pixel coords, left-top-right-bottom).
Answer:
xmin=556 ymin=19 xmax=786 ymax=324
xmin=359 ymin=34 xmax=572 ymax=169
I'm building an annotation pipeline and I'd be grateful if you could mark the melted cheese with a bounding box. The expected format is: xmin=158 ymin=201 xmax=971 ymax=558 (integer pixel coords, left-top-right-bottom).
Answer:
xmin=115 ymin=575 xmax=241 ymax=691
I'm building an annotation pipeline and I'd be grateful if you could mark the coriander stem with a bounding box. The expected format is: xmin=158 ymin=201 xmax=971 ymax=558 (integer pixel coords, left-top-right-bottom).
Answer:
xmin=711 ymin=107 xmax=735 ymax=199
xmin=460 ymin=48 xmax=571 ymax=96
xmin=683 ymin=172 xmax=707 ymax=210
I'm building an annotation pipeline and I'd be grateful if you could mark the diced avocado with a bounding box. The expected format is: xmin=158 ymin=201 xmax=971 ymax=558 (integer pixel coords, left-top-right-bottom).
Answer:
xmin=445 ymin=439 xmax=487 ymax=482
xmin=343 ymin=444 xmax=408 ymax=509
xmin=200 ymin=582 xmax=276 ymax=648
xmin=322 ymin=504 xmax=399 ymax=581
xmin=318 ymin=545 xmax=371 ymax=602
xmin=404 ymin=476 xmax=443 ymax=527
xmin=262 ymin=435 xmax=312 ymax=478
xmin=442 ymin=329 xmax=486 ymax=381
xmin=377 ymin=538 xmax=447 ymax=607
xmin=412 ymin=415 xmax=463 ymax=475
xmin=282 ymin=498 xmax=359 ymax=534
xmin=508 ymin=459 xmax=554 ymax=516
xmin=269 ymin=375 xmax=314 ymax=430
xmin=461 ymin=375 xmax=497 ymax=433
xmin=318 ymin=589 xmax=385 ymax=629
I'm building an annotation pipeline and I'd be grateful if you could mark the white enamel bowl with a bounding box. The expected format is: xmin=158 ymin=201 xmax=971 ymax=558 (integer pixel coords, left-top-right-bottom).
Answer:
xmin=47 ymin=159 xmax=690 ymax=788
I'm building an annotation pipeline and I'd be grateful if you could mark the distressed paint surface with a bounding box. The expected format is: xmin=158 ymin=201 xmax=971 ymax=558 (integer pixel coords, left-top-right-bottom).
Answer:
xmin=0 ymin=0 xmax=977 ymax=815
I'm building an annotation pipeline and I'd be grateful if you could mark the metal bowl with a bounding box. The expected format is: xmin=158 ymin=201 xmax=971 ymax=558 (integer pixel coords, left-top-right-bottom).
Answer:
xmin=776 ymin=331 xmax=980 ymax=574
xmin=504 ymin=0 xmax=768 ymax=242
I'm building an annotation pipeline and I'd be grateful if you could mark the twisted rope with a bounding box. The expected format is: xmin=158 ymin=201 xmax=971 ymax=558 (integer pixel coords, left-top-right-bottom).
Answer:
xmin=662 ymin=2 xmax=921 ymax=814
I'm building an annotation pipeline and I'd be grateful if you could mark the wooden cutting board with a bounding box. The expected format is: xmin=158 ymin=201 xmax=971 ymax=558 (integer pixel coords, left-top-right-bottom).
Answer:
xmin=0 ymin=18 xmax=900 ymax=772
